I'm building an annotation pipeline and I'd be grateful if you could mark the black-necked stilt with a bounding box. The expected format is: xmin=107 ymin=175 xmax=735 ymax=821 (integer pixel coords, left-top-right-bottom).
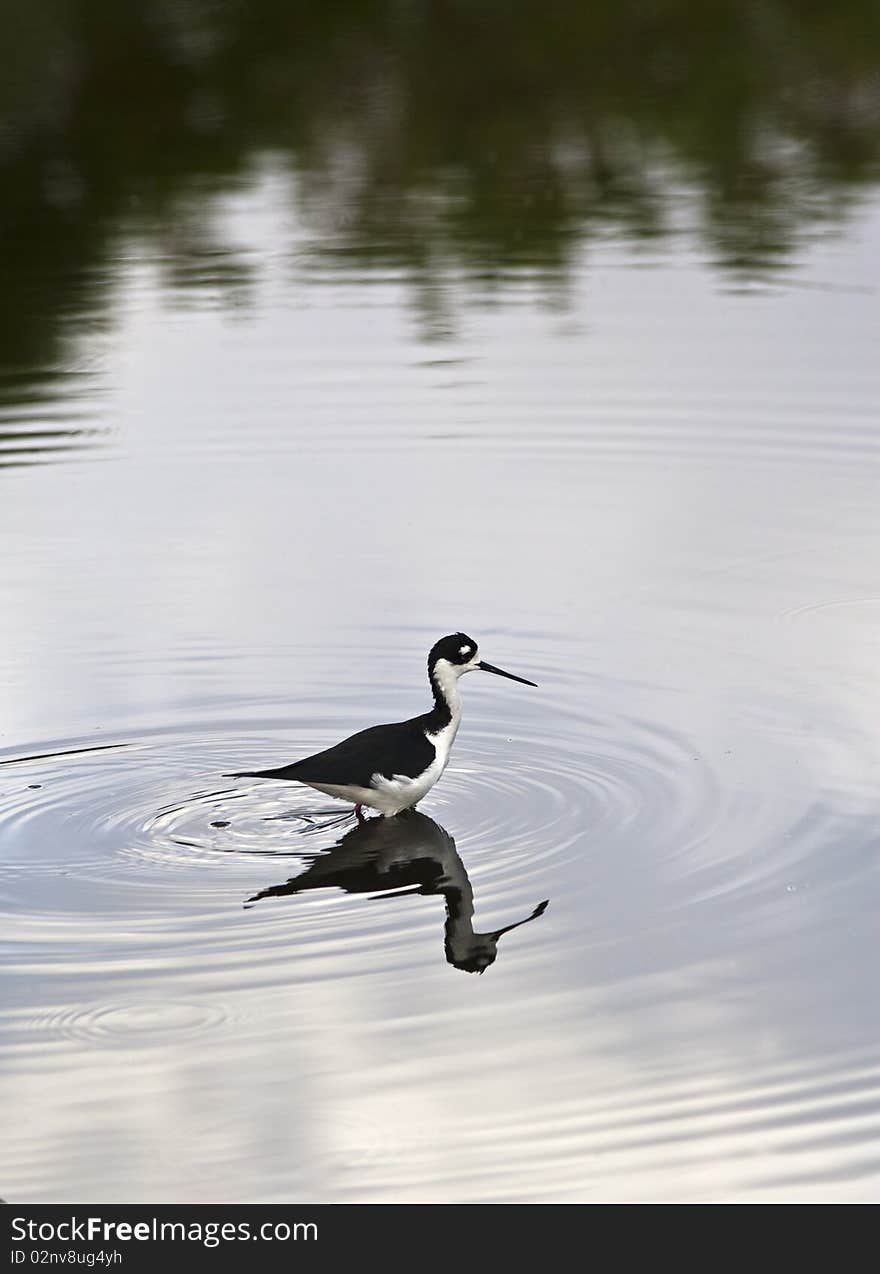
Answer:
xmin=231 ymin=633 xmax=537 ymax=817
xmin=245 ymin=809 xmax=549 ymax=973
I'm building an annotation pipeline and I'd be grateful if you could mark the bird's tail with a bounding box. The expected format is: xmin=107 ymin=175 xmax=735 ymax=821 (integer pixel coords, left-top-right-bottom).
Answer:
xmin=225 ymin=763 xmax=302 ymax=780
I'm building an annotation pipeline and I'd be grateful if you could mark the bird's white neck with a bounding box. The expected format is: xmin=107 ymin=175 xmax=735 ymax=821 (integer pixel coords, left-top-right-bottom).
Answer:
xmin=427 ymin=657 xmax=463 ymax=738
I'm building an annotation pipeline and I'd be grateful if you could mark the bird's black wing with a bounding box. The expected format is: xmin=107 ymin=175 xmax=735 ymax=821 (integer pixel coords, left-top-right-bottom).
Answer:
xmin=235 ymin=716 xmax=436 ymax=786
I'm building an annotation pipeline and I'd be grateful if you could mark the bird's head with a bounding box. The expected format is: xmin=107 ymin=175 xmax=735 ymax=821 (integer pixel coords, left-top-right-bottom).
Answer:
xmin=428 ymin=633 xmax=537 ymax=688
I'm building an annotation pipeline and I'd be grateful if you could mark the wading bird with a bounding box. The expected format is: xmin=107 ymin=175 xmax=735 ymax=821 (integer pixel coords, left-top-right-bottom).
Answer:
xmin=232 ymin=633 xmax=536 ymax=817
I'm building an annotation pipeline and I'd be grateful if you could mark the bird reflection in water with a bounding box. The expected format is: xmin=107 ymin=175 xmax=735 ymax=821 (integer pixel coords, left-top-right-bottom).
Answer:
xmin=246 ymin=810 xmax=548 ymax=974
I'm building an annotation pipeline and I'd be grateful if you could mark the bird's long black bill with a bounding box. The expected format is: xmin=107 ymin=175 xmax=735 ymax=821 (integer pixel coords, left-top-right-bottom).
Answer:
xmin=477 ymin=660 xmax=538 ymax=687
xmin=492 ymin=899 xmax=550 ymax=940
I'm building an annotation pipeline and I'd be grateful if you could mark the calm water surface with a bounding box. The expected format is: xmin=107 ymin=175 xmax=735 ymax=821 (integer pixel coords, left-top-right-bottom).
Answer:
xmin=2 ymin=4 xmax=880 ymax=1202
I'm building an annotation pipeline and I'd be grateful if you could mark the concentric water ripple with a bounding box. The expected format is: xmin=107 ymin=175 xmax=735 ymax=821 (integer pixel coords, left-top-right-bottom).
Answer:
xmin=0 ymin=704 xmax=723 ymax=1009
xmin=26 ymin=998 xmax=237 ymax=1048
xmin=0 ymin=697 xmax=721 ymax=910
xmin=781 ymin=597 xmax=880 ymax=624
xmin=3 ymin=666 xmax=877 ymax=991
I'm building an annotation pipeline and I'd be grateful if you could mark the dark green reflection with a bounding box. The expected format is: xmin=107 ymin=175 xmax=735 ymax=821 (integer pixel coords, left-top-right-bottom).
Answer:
xmin=2 ymin=1 xmax=880 ymax=457
xmin=246 ymin=810 xmax=549 ymax=974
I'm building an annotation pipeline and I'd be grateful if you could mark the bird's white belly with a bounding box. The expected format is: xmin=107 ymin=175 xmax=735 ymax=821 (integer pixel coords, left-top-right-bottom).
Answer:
xmin=301 ymin=781 xmax=394 ymax=813
xmin=304 ymin=770 xmax=437 ymax=817
xmin=303 ymin=724 xmax=456 ymax=817
xmin=371 ymin=760 xmax=444 ymax=815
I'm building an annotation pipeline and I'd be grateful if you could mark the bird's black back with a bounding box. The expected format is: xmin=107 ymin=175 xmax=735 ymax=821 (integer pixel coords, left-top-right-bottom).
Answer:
xmin=237 ymin=713 xmax=437 ymax=786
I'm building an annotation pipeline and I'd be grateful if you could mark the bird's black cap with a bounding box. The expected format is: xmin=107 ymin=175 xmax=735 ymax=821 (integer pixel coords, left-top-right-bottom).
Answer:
xmin=428 ymin=633 xmax=478 ymax=669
